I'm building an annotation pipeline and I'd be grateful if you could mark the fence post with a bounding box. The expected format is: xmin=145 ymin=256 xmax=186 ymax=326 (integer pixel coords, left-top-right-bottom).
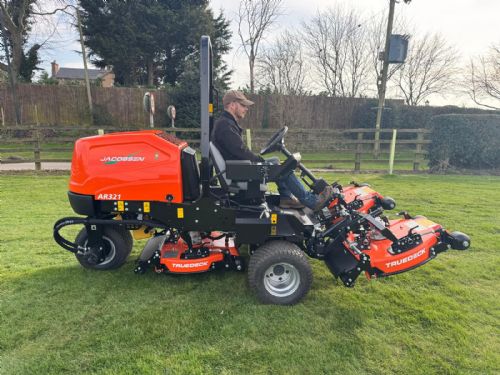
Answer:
xmin=34 ymin=105 xmax=41 ymax=171
xmin=1 ymin=107 xmax=4 ymax=126
xmin=388 ymin=129 xmax=397 ymax=175
xmin=246 ymin=129 xmax=252 ymax=150
xmin=413 ymin=130 xmax=424 ymax=172
xmin=354 ymin=131 xmax=363 ymax=172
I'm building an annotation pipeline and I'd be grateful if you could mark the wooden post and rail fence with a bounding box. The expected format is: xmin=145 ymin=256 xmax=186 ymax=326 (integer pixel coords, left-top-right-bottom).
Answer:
xmin=0 ymin=125 xmax=430 ymax=172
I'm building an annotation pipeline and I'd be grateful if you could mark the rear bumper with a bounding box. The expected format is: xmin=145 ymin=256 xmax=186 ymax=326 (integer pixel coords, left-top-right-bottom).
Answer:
xmin=68 ymin=191 xmax=95 ymax=216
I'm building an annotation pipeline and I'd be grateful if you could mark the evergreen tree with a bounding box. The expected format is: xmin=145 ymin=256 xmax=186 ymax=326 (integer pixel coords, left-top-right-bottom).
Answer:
xmin=79 ymin=0 xmax=232 ymax=127
xmin=169 ymin=9 xmax=233 ymax=128
xmin=79 ymin=0 xmax=157 ymax=86
xmin=211 ymin=10 xmax=232 ymax=90
xmin=37 ymin=70 xmax=58 ymax=85
xmin=19 ymin=43 xmax=41 ymax=81
xmin=79 ymin=0 xmax=230 ymax=88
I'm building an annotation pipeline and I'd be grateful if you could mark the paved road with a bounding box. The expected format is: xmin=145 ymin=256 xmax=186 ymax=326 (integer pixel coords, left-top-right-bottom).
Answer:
xmin=0 ymin=162 xmax=71 ymax=171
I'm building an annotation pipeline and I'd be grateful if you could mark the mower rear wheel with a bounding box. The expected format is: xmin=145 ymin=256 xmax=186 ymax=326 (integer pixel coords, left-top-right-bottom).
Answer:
xmin=248 ymin=240 xmax=313 ymax=305
xmin=75 ymin=226 xmax=133 ymax=270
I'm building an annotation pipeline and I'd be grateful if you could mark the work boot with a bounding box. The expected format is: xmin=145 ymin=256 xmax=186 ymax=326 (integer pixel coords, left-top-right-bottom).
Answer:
xmin=280 ymin=196 xmax=305 ymax=209
xmin=313 ymin=185 xmax=335 ymax=212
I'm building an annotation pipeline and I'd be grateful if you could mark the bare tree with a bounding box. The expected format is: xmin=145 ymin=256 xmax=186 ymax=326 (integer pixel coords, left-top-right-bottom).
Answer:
xmin=394 ymin=33 xmax=459 ymax=106
xmin=468 ymin=44 xmax=500 ymax=110
xmin=302 ymin=5 xmax=371 ymax=97
xmin=0 ymin=0 xmax=73 ymax=123
xmin=0 ymin=1 xmax=73 ymax=80
xmin=237 ymin=0 xmax=283 ymax=93
xmin=256 ymin=30 xmax=307 ymax=95
xmin=345 ymin=19 xmax=371 ymax=97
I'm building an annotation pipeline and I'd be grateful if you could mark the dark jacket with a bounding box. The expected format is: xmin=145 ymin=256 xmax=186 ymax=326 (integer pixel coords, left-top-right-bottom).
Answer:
xmin=211 ymin=111 xmax=264 ymax=162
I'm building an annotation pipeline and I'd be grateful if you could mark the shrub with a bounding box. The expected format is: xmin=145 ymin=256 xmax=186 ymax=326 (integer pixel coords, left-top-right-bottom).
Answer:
xmin=351 ymin=99 xmax=419 ymax=140
xmin=428 ymin=114 xmax=500 ymax=170
xmin=92 ymin=104 xmax=115 ymax=126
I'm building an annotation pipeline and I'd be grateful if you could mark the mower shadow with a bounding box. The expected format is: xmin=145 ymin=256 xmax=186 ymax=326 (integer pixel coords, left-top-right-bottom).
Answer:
xmin=2 ymin=256 xmax=366 ymax=324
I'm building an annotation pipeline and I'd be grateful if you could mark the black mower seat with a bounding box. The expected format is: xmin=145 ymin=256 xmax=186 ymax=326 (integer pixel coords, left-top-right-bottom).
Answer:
xmin=209 ymin=142 xmax=267 ymax=194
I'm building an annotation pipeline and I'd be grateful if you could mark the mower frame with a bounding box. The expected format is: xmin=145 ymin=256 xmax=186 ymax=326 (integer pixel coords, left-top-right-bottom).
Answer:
xmin=53 ymin=36 xmax=470 ymax=305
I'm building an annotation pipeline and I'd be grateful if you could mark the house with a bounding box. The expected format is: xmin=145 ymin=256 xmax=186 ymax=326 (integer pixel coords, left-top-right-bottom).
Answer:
xmin=51 ymin=61 xmax=115 ymax=87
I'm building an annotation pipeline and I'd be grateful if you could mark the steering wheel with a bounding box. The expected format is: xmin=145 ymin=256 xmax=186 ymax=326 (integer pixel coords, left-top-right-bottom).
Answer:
xmin=260 ymin=126 xmax=288 ymax=155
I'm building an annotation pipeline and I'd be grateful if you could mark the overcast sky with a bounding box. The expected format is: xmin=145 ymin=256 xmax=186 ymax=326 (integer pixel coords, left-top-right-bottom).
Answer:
xmin=38 ymin=0 xmax=500 ymax=106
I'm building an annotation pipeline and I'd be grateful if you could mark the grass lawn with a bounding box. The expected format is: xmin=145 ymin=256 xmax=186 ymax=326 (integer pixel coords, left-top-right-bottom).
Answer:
xmin=296 ymin=150 xmax=427 ymax=171
xmin=0 ymin=172 xmax=499 ymax=374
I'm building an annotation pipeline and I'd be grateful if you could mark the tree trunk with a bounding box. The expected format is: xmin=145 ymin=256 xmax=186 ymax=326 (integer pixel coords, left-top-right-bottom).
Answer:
xmin=147 ymin=60 xmax=154 ymax=86
xmin=1 ymin=30 xmax=21 ymax=124
xmin=8 ymin=33 xmax=23 ymax=79
xmin=249 ymin=50 xmax=255 ymax=93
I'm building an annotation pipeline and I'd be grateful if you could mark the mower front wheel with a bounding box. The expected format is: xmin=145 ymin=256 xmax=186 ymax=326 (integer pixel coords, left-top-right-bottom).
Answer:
xmin=248 ymin=241 xmax=313 ymax=305
xmin=75 ymin=226 xmax=133 ymax=270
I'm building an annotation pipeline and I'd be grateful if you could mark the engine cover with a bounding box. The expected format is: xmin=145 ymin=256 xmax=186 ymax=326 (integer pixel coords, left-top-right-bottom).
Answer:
xmin=69 ymin=130 xmax=187 ymax=203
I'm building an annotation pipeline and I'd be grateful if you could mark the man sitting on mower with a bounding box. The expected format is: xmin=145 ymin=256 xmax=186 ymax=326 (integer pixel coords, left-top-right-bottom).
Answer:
xmin=211 ymin=90 xmax=334 ymax=212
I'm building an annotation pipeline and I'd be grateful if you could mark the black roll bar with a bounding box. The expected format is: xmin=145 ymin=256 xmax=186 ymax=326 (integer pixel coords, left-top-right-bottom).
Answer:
xmin=200 ymin=35 xmax=213 ymax=197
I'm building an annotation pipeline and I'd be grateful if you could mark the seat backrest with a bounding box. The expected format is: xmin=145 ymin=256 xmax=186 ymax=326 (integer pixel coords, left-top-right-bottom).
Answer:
xmin=210 ymin=142 xmax=267 ymax=195
xmin=180 ymin=146 xmax=201 ymax=201
xmin=209 ymin=142 xmax=232 ymax=189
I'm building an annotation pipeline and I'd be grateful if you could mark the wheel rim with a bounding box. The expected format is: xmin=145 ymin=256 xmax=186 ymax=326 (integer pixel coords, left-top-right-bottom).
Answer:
xmin=83 ymin=235 xmax=116 ymax=266
xmin=263 ymin=262 xmax=301 ymax=298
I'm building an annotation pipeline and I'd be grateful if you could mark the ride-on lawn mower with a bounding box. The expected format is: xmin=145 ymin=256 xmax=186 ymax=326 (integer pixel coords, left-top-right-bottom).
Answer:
xmin=54 ymin=36 xmax=471 ymax=305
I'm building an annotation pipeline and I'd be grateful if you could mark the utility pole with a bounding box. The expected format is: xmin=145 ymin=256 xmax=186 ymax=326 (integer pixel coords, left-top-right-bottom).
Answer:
xmin=374 ymin=0 xmax=396 ymax=157
xmin=76 ymin=9 xmax=93 ymax=123
xmin=1 ymin=26 xmax=21 ymax=124
xmin=374 ymin=0 xmax=411 ymax=156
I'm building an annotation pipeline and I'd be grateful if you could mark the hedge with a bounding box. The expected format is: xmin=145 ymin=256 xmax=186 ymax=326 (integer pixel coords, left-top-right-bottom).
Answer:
xmin=351 ymin=101 xmax=492 ymax=138
xmin=428 ymin=114 xmax=500 ymax=170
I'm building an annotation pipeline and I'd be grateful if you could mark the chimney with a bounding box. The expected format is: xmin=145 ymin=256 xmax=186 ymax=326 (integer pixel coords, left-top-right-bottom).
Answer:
xmin=51 ymin=61 xmax=59 ymax=78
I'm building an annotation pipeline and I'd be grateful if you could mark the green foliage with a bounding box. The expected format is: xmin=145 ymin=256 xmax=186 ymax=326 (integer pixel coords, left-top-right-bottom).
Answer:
xmin=90 ymin=77 xmax=102 ymax=87
xmin=92 ymin=104 xmax=115 ymax=126
xmin=79 ymin=0 xmax=230 ymax=89
xmin=166 ymin=60 xmax=201 ymax=128
xmin=428 ymin=114 xmax=500 ymax=170
xmin=351 ymin=100 xmax=496 ymax=140
xmin=18 ymin=43 xmax=40 ymax=82
xmin=79 ymin=1 xmax=232 ymax=128
xmin=210 ymin=10 xmax=232 ymax=89
xmin=166 ymin=9 xmax=232 ymax=128
xmin=1 ymin=173 xmax=499 ymax=374
xmin=80 ymin=0 xmax=163 ymax=85
xmin=351 ymin=99 xmax=436 ymax=133
xmin=0 ymin=1 xmax=40 ymax=80
xmin=37 ymin=71 xmax=58 ymax=85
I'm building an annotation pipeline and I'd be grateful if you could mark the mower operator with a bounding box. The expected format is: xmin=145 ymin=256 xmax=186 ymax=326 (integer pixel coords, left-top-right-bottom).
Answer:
xmin=211 ymin=90 xmax=334 ymax=211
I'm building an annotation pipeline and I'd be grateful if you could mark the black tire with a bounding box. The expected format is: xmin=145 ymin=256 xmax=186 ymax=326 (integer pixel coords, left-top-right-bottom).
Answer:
xmin=75 ymin=226 xmax=133 ymax=270
xmin=247 ymin=240 xmax=313 ymax=305
xmin=120 ymin=226 xmax=134 ymax=251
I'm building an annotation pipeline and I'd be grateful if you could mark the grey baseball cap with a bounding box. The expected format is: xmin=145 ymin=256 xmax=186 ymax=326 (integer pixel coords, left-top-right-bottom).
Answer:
xmin=222 ymin=90 xmax=254 ymax=106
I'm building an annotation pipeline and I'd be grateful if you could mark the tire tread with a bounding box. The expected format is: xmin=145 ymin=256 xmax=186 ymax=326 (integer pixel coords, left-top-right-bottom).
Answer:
xmin=75 ymin=226 xmax=133 ymax=270
xmin=247 ymin=240 xmax=313 ymax=305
